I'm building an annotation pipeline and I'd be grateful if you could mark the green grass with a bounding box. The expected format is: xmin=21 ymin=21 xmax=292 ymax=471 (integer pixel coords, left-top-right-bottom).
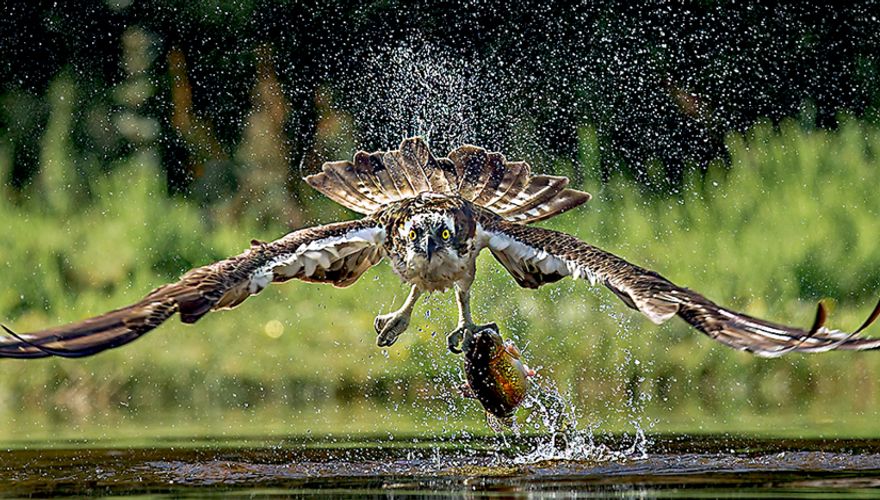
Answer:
xmin=1 ymin=116 xmax=880 ymax=443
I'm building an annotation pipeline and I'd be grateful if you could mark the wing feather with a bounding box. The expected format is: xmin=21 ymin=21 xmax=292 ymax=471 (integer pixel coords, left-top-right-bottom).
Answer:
xmin=321 ymin=161 xmax=384 ymax=213
xmin=0 ymin=219 xmax=386 ymax=358
xmin=481 ymin=161 xmax=530 ymax=212
xmin=397 ymin=137 xmax=433 ymax=193
xmin=305 ymin=165 xmax=378 ymax=214
xmin=306 ymin=138 xmax=589 ymax=223
xmin=478 ymin=214 xmax=880 ymax=357
xmin=447 ymin=145 xmax=489 ymax=200
xmin=383 ymin=150 xmax=417 ymax=199
xmin=351 ymin=152 xmax=394 ymax=204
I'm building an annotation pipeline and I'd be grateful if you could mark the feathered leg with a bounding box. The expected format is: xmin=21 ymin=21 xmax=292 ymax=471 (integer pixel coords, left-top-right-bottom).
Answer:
xmin=447 ymin=277 xmax=492 ymax=353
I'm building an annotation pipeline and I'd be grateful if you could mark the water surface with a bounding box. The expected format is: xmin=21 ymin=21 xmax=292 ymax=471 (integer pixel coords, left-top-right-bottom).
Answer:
xmin=4 ymin=435 xmax=880 ymax=497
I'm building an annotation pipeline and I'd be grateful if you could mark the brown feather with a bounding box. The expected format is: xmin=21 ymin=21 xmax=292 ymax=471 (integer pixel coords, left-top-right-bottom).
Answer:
xmin=481 ymin=161 xmax=530 ymax=210
xmin=427 ymin=156 xmax=460 ymax=194
xmin=383 ymin=150 xmax=417 ymax=199
xmin=513 ymin=189 xmax=593 ymax=223
xmin=323 ymin=159 xmax=384 ymax=211
xmin=0 ymin=219 xmax=385 ymax=358
xmin=447 ymin=145 xmax=489 ymax=200
xmin=469 ymin=152 xmax=509 ymax=206
xmin=478 ymin=211 xmax=880 ymax=357
xmin=347 ymin=152 xmax=383 ymax=203
xmin=397 ymin=137 xmax=433 ymax=193
xmin=493 ymin=175 xmax=569 ymax=220
xmin=366 ymin=151 xmax=400 ymax=201
xmin=307 ymin=138 xmax=590 ymax=224
xmin=305 ymin=169 xmax=373 ymax=214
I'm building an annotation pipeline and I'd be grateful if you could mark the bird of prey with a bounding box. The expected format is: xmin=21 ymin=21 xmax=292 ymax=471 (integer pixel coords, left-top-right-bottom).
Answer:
xmin=1 ymin=137 xmax=879 ymax=359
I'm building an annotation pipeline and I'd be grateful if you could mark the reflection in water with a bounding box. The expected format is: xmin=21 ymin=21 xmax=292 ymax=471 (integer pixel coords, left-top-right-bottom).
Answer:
xmin=4 ymin=436 xmax=880 ymax=496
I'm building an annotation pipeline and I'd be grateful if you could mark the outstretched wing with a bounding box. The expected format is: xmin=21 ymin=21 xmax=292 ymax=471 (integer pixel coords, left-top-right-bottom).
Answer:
xmin=0 ymin=219 xmax=386 ymax=359
xmin=478 ymin=215 xmax=880 ymax=358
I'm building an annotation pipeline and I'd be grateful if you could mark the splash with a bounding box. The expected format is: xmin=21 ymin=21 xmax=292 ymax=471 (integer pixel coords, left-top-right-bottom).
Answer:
xmin=494 ymin=315 xmax=654 ymax=464
xmin=342 ymin=38 xmax=525 ymax=155
xmin=340 ymin=37 xmax=658 ymax=454
xmin=510 ymin=377 xmax=649 ymax=464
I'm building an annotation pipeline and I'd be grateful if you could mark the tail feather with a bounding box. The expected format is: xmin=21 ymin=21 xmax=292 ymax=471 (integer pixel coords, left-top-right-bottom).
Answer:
xmin=306 ymin=137 xmax=591 ymax=223
xmin=306 ymin=162 xmax=377 ymax=214
xmin=427 ymin=156 xmax=460 ymax=194
xmin=383 ymin=150 xmax=416 ymax=198
xmin=448 ymin=145 xmax=489 ymax=200
xmin=480 ymin=160 xmax=530 ymax=209
xmin=469 ymin=152 xmax=508 ymax=206
xmin=397 ymin=138 xmax=433 ymax=193
xmin=325 ymin=161 xmax=384 ymax=212
xmin=352 ymin=152 xmax=392 ymax=204
xmin=493 ymin=175 xmax=568 ymax=216
xmin=348 ymin=152 xmax=388 ymax=204
xmin=369 ymin=151 xmax=401 ymax=200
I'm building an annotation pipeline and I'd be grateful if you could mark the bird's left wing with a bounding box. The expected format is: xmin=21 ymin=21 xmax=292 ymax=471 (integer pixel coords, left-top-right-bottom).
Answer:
xmin=478 ymin=216 xmax=880 ymax=357
xmin=0 ymin=219 xmax=386 ymax=358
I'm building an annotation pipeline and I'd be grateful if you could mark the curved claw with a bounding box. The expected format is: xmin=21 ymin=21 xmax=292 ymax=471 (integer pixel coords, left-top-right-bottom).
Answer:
xmin=375 ymin=312 xmax=410 ymax=347
xmin=446 ymin=327 xmax=466 ymax=354
xmin=447 ymin=323 xmax=497 ymax=354
xmin=373 ymin=315 xmax=389 ymax=335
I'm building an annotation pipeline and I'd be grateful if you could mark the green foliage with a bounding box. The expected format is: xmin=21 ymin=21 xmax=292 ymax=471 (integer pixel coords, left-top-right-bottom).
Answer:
xmin=1 ymin=117 xmax=880 ymax=443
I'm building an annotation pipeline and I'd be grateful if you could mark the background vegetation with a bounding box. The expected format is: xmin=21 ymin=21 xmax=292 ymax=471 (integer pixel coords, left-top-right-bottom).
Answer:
xmin=1 ymin=2 xmax=879 ymax=444
xmin=2 ymin=116 xmax=879 ymax=443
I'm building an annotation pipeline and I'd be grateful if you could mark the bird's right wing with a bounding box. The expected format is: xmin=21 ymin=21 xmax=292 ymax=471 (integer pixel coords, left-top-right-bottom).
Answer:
xmin=0 ymin=219 xmax=386 ymax=359
xmin=478 ymin=215 xmax=880 ymax=358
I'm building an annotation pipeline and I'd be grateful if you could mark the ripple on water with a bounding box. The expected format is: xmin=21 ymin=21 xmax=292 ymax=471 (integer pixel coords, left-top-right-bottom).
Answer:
xmin=4 ymin=436 xmax=880 ymax=496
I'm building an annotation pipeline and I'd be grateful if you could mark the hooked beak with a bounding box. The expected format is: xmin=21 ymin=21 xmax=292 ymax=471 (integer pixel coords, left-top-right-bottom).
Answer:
xmin=425 ymin=235 xmax=439 ymax=260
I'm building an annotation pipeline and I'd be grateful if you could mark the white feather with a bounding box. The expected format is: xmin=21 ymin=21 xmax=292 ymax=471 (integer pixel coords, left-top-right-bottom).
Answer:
xmin=249 ymin=271 xmax=272 ymax=294
xmin=489 ymin=234 xmax=510 ymax=250
xmin=304 ymin=251 xmax=330 ymax=269
xmin=268 ymin=226 xmax=385 ymax=280
xmin=481 ymin=226 xmax=574 ymax=281
xmin=303 ymin=257 xmax=318 ymax=276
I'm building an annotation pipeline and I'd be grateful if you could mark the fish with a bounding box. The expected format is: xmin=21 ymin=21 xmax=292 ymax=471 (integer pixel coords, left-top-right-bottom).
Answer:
xmin=460 ymin=323 xmax=536 ymax=424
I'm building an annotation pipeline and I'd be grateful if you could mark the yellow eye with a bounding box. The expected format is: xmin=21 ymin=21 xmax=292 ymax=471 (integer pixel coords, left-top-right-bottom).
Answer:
xmin=408 ymin=230 xmax=417 ymax=241
xmin=441 ymin=229 xmax=451 ymax=240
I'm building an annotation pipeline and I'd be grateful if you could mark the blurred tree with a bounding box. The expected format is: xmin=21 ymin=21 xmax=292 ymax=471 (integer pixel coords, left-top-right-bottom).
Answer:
xmin=232 ymin=45 xmax=299 ymax=227
xmin=166 ymin=47 xmax=232 ymax=196
xmin=1 ymin=0 xmax=879 ymax=204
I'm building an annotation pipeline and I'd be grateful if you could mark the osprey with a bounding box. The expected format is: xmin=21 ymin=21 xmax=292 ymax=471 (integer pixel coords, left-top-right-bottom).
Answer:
xmin=2 ymin=137 xmax=879 ymax=358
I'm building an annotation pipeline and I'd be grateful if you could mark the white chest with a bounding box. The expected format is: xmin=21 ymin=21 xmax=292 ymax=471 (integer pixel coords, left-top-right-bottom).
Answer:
xmin=392 ymin=250 xmax=473 ymax=292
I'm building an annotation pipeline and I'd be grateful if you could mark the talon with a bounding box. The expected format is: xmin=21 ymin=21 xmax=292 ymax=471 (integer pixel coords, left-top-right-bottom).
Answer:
xmin=374 ymin=314 xmax=389 ymax=334
xmin=447 ymin=327 xmax=466 ymax=354
xmin=375 ymin=312 xmax=410 ymax=347
xmin=460 ymin=329 xmax=474 ymax=354
xmin=463 ymin=323 xmax=496 ymax=353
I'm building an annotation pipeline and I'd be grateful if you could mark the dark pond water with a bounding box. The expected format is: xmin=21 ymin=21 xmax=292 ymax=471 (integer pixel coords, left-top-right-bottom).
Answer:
xmin=3 ymin=434 xmax=880 ymax=497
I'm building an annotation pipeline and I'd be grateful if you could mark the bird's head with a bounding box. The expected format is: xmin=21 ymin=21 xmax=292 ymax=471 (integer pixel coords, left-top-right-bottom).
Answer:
xmin=397 ymin=212 xmax=462 ymax=262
